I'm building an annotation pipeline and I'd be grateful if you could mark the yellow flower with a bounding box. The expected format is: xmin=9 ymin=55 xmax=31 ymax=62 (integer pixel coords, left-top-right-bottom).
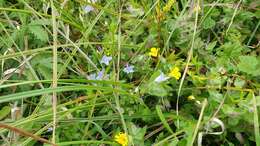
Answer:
xmin=193 ymin=4 xmax=201 ymax=12
xmin=169 ymin=67 xmax=181 ymax=80
xmin=187 ymin=95 xmax=195 ymax=100
xmin=114 ymin=132 xmax=128 ymax=146
xmin=149 ymin=47 xmax=159 ymax=57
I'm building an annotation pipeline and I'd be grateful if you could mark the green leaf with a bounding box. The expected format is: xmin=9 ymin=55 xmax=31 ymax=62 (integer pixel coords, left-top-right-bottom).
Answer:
xmin=37 ymin=65 xmax=52 ymax=79
xmin=234 ymin=78 xmax=245 ymax=88
xmin=222 ymin=104 xmax=236 ymax=116
xmin=30 ymin=19 xmax=51 ymax=26
xmin=169 ymin=139 xmax=179 ymax=146
xmin=206 ymin=41 xmax=217 ymax=52
xmin=156 ymin=105 xmax=174 ymax=134
xmin=129 ymin=123 xmax=146 ymax=145
xmin=237 ymin=56 xmax=260 ymax=76
xmin=203 ymin=17 xmax=215 ymax=29
xmin=28 ymin=25 xmax=49 ymax=42
xmin=140 ymin=71 xmax=169 ymax=97
xmin=252 ymin=93 xmax=260 ymax=146
xmin=0 ymin=106 xmax=11 ymax=120
xmin=256 ymin=96 xmax=260 ymax=106
xmin=148 ymin=82 xmax=168 ymax=97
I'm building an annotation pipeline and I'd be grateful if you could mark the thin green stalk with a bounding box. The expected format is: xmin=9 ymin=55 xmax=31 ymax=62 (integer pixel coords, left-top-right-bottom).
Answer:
xmin=176 ymin=0 xmax=200 ymax=129
xmin=154 ymin=130 xmax=185 ymax=146
xmin=51 ymin=0 xmax=58 ymax=143
xmin=247 ymin=20 xmax=260 ymax=46
xmin=0 ymin=7 xmax=82 ymax=30
xmin=225 ymin=0 xmax=243 ymax=35
xmin=83 ymin=93 xmax=98 ymax=138
xmin=0 ymin=42 xmax=139 ymax=61
xmin=56 ymin=140 xmax=116 ymax=145
xmin=187 ymin=99 xmax=207 ymax=146
xmin=113 ymin=1 xmax=128 ymax=141
xmin=252 ymin=92 xmax=260 ymax=146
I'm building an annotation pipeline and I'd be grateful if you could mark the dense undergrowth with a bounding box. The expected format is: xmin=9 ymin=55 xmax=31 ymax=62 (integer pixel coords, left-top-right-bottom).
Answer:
xmin=0 ymin=0 xmax=259 ymax=145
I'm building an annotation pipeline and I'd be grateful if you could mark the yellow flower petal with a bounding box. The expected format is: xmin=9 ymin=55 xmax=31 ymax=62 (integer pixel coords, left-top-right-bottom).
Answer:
xmin=187 ymin=95 xmax=195 ymax=100
xmin=169 ymin=67 xmax=181 ymax=80
xmin=149 ymin=47 xmax=159 ymax=57
xmin=114 ymin=132 xmax=128 ymax=146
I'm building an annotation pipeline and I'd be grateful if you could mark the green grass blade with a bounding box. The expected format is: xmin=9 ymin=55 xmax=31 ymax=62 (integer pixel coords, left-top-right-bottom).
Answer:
xmin=56 ymin=140 xmax=116 ymax=145
xmin=0 ymin=85 xmax=124 ymax=103
xmin=156 ymin=105 xmax=174 ymax=134
xmin=252 ymin=92 xmax=260 ymax=146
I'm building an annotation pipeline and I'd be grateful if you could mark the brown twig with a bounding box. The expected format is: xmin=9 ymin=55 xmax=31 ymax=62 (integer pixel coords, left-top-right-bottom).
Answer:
xmin=0 ymin=123 xmax=57 ymax=146
xmin=145 ymin=120 xmax=174 ymax=140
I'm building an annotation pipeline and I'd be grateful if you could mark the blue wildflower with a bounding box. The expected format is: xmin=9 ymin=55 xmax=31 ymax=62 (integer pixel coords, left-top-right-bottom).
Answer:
xmin=96 ymin=69 xmax=105 ymax=80
xmin=88 ymin=69 xmax=108 ymax=80
xmin=47 ymin=127 xmax=53 ymax=132
xmin=84 ymin=5 xmax=94 ymax=13
xmin=154 ymin=72 xmax=170 ymax=83
xmin=83 ymin=0 xmax=98 ymax=13
xmin=123 ymin=64 xmax=134 ymax=74
xmin=100 ymin=55 xmax=112 ymax=66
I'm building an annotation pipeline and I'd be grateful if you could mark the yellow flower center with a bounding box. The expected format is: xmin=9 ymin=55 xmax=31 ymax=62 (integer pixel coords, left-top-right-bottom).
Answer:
xmin=169 ymin=67 xmax=181 ymax=80
xmin=114 ymin=132 xmax=128 ymax=146
xmin=149 ymin=47 xmax=159 ymax=57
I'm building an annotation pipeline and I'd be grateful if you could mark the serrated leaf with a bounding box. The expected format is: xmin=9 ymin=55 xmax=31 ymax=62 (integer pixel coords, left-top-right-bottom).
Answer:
xmin=28 ymin=25 xmax=49 ymax=42
xmin=237 ymin=56 xmax=260 ymax=76
xmin=129 ymin=123 xmax=146 ymax=145
xmin=206 ymin=41 xmax=217 ymax=51
xmin=203 ymin=17 xmax=215 ymax=29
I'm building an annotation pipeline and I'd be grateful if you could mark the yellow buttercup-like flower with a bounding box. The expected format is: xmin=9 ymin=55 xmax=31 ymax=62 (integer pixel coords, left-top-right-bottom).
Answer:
xmin=187 ymin=95 xmax=195 ymax=100
xmin=114 ymin=132 xmax=128 ymax=146
xmin=149 ymin=47 xmax=159 ymax=57
xmin=169 ymin=67 xmax=181 ymax=80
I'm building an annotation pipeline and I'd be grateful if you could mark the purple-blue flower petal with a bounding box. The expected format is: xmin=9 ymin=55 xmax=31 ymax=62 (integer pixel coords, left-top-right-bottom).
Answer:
xmin=123 ymin=65 xmax=134 ymax=74
xmin=154 ymin=72 xmax=170 ymax=83
xmin=100 ymin=55 xmax=112 ymax=66
xmin=84 ymin=5 xmax=94 ymax=13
